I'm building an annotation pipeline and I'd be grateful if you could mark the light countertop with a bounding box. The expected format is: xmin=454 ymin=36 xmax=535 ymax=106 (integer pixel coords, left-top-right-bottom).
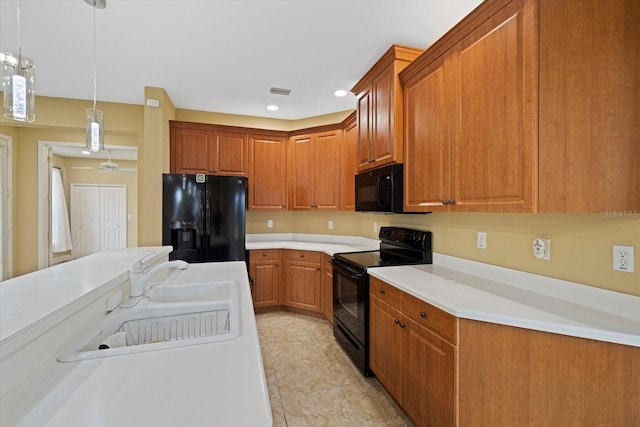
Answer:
xmin=246 ymin=234 xmax=639 ymax=347
xmin=0 ymin=246 xmax=172 ymax=344
xmin=246 ymin=232 xmax=378 ymax=255
xmin=15 ymin=262 xmax=272 ymax=427
xmin=369 ymin=254 xmax=640 ymax=347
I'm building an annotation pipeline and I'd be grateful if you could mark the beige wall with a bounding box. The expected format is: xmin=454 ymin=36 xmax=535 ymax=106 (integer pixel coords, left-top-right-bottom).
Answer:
xmin=0 ymin=95 xmax=143 ymax=276
xmin=247 ymin=211 xmax=640 ymax=296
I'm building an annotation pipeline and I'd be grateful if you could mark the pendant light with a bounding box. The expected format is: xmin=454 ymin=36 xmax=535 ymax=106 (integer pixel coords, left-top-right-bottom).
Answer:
xmin=85 ymin=0 xmax=106 ymax=152
xmin=2 ymin=0 xmax=36 ymax=122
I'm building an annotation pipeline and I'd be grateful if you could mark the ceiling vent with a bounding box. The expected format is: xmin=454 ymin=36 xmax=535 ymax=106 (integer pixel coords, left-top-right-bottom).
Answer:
xmin=269 ymin=87 xmax=291 ymax=96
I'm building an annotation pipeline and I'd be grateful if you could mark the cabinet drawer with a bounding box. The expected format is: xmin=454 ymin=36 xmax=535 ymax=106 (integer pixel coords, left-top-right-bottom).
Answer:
xmin=403 ymin=292 xmax=457 ymax=344
xmin=370 ymin=276 xmax=402 ymax=308
xmin=284 ymin=250 xmax=322 ymax=263
xmin=250 ymin=249 xmax=279 ymax=261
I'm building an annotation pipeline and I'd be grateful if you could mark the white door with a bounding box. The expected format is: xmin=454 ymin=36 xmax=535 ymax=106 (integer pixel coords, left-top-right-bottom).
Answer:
xmin=71 ymin=184 xmax=126 ymax=258
xmin=100 ymin=186 xmax=126 ymax=250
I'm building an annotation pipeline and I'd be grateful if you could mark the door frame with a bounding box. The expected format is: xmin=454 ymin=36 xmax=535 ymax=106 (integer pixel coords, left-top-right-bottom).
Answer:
xmin=0 ymin=134 xmax=13 ymax=280
xmin=37 ymin=140 xmax=137 ymax=269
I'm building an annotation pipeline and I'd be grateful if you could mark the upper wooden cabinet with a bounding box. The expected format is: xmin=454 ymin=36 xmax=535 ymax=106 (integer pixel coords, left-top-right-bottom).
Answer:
xmin=403 ymin=0 xmax=536 ymax=213
xmin=249 ymin=134 xmax=288 ymax=210
xmin=289 ymin=128 xmax=342 ymax=210
xmin=170 ymin=122 xmax=248 ymax=176
xmin=352 ymin=45 xmax=423 ymax=172
xmin=402 ymin=0 xmax=639 ymax=213
xmin=341 ymin=112 xmax=358 ymax=210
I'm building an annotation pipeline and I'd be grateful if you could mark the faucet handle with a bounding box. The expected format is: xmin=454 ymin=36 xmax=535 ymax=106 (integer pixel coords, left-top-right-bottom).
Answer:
xmin=130 ymin=252 xmax=155 ymax=272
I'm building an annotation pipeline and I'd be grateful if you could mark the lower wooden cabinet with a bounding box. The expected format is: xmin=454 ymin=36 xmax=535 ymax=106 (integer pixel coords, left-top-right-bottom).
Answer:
xmin=370 ymin=276 xmax=640 ymax=427
xmin=249 ymin=250 xmax=281 ymax=308
xmin=321 ymin=254 xmax=333 ymax=322
xmin=283 ymin=250 xmax=322 ymax=312
xmin=369 ymin=276 xmax=457 ymax=427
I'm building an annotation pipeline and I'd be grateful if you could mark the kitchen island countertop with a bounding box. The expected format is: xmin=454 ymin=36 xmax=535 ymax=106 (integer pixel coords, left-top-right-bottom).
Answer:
xmin=13 ymin=261 xmax=271 ymax=427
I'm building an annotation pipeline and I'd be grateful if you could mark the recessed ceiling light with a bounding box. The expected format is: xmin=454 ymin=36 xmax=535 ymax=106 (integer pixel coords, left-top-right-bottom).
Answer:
xmin=334 ymin=89 xmax=347 ymax=97
xmin=267 ymin=105 xmax=279 ymax=111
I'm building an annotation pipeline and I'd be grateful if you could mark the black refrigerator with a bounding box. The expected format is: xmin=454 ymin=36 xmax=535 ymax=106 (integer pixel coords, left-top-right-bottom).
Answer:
xmin=162 ymin=174 xmax=247 ymax=263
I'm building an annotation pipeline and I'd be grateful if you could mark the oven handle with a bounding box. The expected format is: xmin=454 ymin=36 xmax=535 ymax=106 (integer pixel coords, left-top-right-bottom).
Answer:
xmin=331 ymin=259 xmax=366 ymax=280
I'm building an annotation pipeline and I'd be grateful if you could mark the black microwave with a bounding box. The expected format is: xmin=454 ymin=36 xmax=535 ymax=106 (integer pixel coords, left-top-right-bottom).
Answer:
xmin=355 ymin=163 xmax=404 ymax=213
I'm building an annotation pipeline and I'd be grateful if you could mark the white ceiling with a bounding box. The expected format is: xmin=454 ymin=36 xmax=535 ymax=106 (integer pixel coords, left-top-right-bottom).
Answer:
xmin=1 ymin=0 xmax=481 ymax=121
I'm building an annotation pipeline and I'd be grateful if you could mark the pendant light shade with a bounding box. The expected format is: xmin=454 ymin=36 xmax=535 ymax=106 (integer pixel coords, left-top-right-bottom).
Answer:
xmin=2 ymin=0 xmax=36 ymax=122
xmin=2 ymin=52 xmax=35 ymax=122
xmin=85 ymin=0 xmax=105 ymax=152
xmin=85 ymin=108 xmax=104 ymax=152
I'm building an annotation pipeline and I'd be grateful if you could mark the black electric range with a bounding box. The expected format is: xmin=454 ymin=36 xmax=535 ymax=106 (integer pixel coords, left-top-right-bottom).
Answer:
xmin=331 ymin=227 xmax=432 ymax=375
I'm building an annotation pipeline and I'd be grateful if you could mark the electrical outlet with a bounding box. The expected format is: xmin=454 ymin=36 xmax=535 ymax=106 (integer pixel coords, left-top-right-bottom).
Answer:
xmin=613 ymin=245 xmax=635 ymax=272
xmin=533 ymin=238 xmax=551 ymax=260
xmin=267 ymin=219 xmax=273 ymax=229
xmin=373 ymin=222 xmax=378 ymax=233
xmin=328 ymin=220 xmax=334 ymax=230
xmin=477 ymin=232 xmax=487 ymax=249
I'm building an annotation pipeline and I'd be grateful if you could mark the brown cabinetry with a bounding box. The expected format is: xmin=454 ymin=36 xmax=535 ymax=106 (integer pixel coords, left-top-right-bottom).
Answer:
xmin=352 ymin=45 xmax=422 ymax=172
xmin=289 ymin=129 xmax=341 ymax=210
xmin=402 ymin=0 xmax=639 ymax=213
xmin=248 ymin=134 xmax=288 ymax=210
xmin=283 ymin=250 xmax=322 ymax=312
xmin=369 ymin=276 xmax=458 ymax=427
xmin=321 ymin=253 xmax=333 ymax=322
xmin=403 ymin=0 xmax=536 ymax=212
xmin=170 ymin=122 xmax=248 ymax=176
xmin=249 ymin=249 xmax=281 ymax=308
xmin=340 ymin=112 xmax=358 ymax=210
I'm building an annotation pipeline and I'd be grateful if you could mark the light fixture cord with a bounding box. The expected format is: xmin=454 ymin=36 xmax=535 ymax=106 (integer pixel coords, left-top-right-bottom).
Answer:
xmin=92 ymin=0 xmax=97 ymax=112
xmin=16 ymin=0 xmax=21 ymax=66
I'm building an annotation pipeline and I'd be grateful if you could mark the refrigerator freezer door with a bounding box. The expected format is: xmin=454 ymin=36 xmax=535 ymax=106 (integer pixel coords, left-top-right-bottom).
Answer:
xmin=163 ymin=174 xmax=205 ymax=262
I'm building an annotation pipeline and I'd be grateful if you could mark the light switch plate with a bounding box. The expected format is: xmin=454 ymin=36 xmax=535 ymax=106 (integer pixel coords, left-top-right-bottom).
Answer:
xmin=477 ymin=232 xmax=487 ymax=249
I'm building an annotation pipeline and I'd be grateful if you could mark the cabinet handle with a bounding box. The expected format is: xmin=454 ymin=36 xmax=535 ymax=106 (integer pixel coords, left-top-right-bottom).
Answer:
xmin=262 ymin=252 xmax=267 ymax=257
xmin=316 ymin=268 xmax=321 ymax=271
xmin=300 ymin=254 xmax=304 ymax=258
xmin=420 ymin=311 xmax=427 ymax=318
xmin=442 ymin=200 xmax=449 ymax=205
xmin=281 ymin=204 xmax=286 ymax=208
xmin=400 ymin=322 xmax=406 ymax=328
xmin=449 ymin=199 xmax=456 ymax=205
xmin=394 ymin=318 xmax=400 ymax=324
xmin=275 ymin=263 xmax=279 ymax=267
xmin=379 ymin=288 xmax=385 ymax=294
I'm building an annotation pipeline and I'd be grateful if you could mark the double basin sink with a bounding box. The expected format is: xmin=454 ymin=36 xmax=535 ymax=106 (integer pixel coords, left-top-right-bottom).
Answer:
xmin=58 ymin=280 xmax=242 ymax=362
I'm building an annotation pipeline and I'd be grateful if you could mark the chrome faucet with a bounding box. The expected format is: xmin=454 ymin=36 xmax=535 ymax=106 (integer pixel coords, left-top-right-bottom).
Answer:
xmin=128 ymin=259 xmax=189 ymax=298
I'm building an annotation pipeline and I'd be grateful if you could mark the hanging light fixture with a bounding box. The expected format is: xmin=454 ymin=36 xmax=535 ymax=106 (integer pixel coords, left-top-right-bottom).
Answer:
xmin=85 ymin=0 xmax=106 ymax=152
xmin=2 ymin=0 xmax=36 ymax=122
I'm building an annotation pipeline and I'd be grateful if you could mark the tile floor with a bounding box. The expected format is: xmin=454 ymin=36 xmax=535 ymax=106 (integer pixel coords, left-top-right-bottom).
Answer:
xmin=256 ymin=311 xmax=413 ymax=427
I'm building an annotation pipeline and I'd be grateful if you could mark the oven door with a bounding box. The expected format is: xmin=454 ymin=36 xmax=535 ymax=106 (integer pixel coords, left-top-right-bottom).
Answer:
xmin=332 ymin=260 xmax=367 ymax=344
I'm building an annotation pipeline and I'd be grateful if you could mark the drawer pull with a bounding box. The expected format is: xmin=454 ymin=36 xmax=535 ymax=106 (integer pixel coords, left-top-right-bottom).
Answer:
xmin=300 ymin=254 xmax=304 ymax=258
xmin=379 ymin=289 xmax=385 ymax=294
xmin=420 ymin=311 xmax=427 ymax=318
xmin=394 ymin=318 xmax=400 ymax=324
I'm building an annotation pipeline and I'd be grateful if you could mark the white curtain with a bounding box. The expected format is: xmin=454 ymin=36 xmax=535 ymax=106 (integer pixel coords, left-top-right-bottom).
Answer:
xmin=51 ymin=168 xmax=73 ymax=253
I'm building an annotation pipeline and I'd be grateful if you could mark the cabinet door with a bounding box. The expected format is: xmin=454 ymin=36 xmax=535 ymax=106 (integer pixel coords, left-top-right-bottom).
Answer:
xmin=289 ymin=135 xmax=314 ymax=210
xmin=249 ymin=135 xmax=287 ymax=210
xmin=369 ymin=295 xmax=403 ymax=401
xmin=450 ymin=0 xmax=536 ymax=212
xmin=250 ymin=250 xmax=280 ymax=308
xmin=321 ymin=254 xmax=333 ymax=322
xmin=402 ymin=318 xmax=456 ymax=427
xmin=284 ymin=259 xmax=321 ymax=311
xmin=213 ymin=132 xmax=248 ymax=176
xmin=403 ymin=55 xmax=451 ymax=213
xmin=341 ymin=116 xmax=358 ymax=210
xmin=371 ymin=67 xmax=395 ymax=167
xmin=313 ymin=131 xmax=341 ymax=210
xmin=171 ymin=127 xmax=214 ymax=174
xmin=356 ymin=88 xmax=373 ymax=171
